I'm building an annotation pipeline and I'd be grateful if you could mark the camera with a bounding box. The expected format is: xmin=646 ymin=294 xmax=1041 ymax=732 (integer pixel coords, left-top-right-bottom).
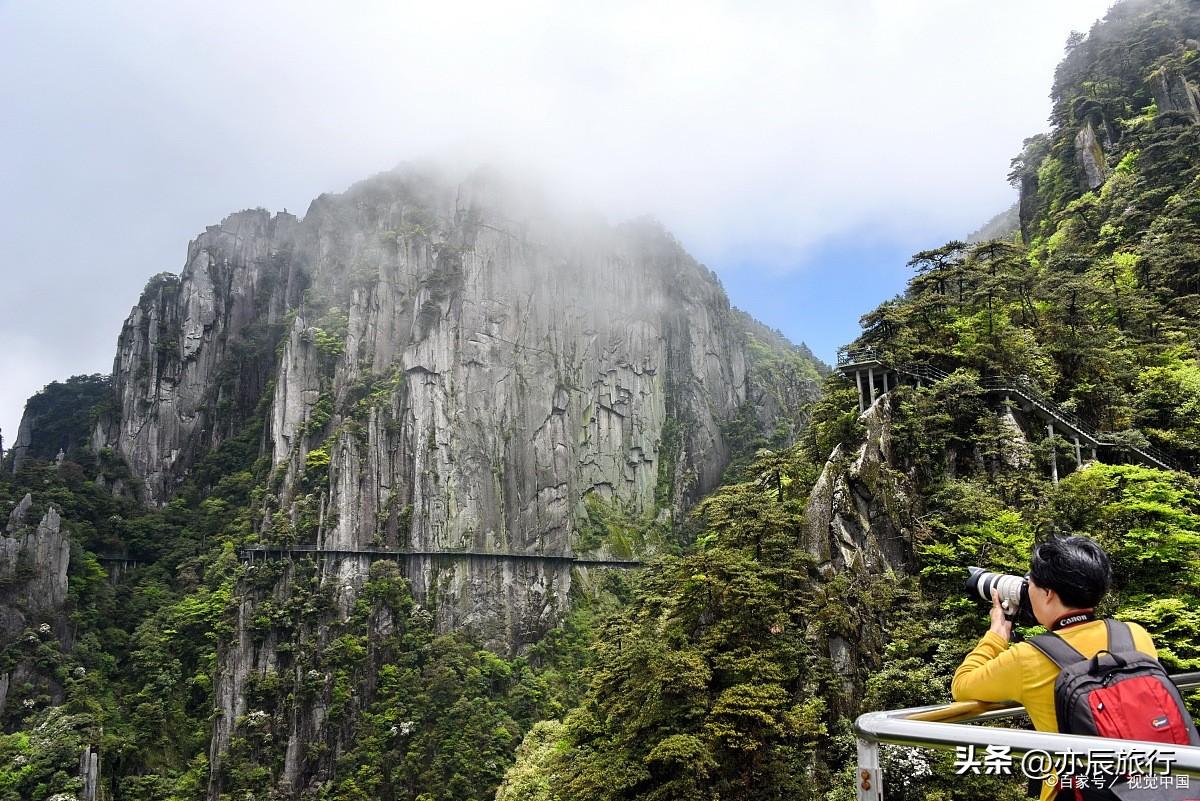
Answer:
xmin=966 ymin=566 xmax=1036 ymax=625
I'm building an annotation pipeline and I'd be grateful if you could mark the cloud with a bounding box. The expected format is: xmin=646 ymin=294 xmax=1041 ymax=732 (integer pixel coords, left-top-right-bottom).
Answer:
xmin=0 ymin=0 xmax=1112 ymax=435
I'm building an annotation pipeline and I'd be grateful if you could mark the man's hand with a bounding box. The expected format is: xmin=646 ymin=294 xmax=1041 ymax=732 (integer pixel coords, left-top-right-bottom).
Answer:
xmin=989 ymin=588 xmax=1013 ymax=641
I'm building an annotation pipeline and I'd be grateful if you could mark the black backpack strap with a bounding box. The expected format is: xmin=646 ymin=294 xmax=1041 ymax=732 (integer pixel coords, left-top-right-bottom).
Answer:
xmin=1105 ymin=618 xmax=1135 ymax=652
xmin=1027 ymin=632 xmax=1087 ymax=669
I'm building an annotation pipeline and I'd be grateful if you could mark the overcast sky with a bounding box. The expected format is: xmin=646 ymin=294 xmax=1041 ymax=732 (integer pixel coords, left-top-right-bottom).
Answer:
xmin=0 ymin=0 xmax=1113 ymax=443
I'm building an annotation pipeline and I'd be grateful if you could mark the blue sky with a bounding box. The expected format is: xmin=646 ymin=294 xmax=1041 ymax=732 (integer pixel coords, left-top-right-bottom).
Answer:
xmin=720 ymin=230 xmax=930 ymax=366
xmin=0 ymin=0 xmax=1113 ymax=438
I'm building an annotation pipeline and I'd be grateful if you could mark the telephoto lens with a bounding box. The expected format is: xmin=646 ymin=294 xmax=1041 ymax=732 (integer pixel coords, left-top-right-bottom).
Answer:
xmin=965 ymin=566 xmax=1036 ymax=625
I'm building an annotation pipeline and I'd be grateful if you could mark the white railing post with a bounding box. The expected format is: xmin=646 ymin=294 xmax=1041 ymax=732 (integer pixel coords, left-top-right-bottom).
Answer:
xmin=856 ymin=737 xmax=884 ymax=800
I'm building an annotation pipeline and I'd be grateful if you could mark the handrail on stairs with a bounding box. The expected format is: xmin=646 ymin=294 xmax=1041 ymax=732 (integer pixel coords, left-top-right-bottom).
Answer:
xmin=854 ymin=671 xmax=1200 ymax=800
xmin=836 ymin=348 xmax=1184 ymax=472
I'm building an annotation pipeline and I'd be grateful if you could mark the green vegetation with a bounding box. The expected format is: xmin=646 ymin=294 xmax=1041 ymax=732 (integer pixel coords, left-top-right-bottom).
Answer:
xmin=4 ymin=3 xmax=1200 ymax=800
xmin=3 ymin=374 xmax=110 ymax=464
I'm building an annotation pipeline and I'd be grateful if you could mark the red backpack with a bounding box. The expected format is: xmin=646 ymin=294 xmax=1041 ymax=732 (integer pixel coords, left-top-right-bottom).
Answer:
xmin=1029 ymin=619 xmax=1200 ymax=800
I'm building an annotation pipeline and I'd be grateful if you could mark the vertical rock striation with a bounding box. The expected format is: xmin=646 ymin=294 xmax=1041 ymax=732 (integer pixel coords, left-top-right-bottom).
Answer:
xmin=258 ymin=172 xmax=758 ymax=644
xmin=93 ymin=210 xmax=304 ymax=504
xmin=1150 ymin=66 xmax=1200 ymax=123
xmin=803 ymin=396 xmax=914 ymax=711
xmin=93 ymin=166 xmax=817 ymax=646
xmin=0 ymin=494 xmax=72 ymax=725
xmin=0 ymin=494 xmax=70 ymax=637
xmin=1074 ymin=119 xmax=1109 ymax=190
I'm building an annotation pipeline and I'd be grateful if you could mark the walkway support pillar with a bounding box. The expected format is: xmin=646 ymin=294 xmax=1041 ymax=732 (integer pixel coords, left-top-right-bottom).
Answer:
xmin=882 ymin=371 xmax=889 ymax=395
xmin=868 ymin=366 xmax=877 ymax=405
xmin=855 ymin=370 xmax=865 ymax=413
xmin=1073 ymin=436 xmax=1082 ymax=467
xmin=1048 ymin=423 xmax=1058 ymax=484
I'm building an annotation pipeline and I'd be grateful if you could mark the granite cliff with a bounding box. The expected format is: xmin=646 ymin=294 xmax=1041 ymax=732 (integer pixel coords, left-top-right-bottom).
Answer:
xmin=52 ymin=166 xmax=823 ymax=796
xmin=88 ymin=167 xmax=820 ymax=643
xmin=0 ymin=494 xmax=70 ymax=722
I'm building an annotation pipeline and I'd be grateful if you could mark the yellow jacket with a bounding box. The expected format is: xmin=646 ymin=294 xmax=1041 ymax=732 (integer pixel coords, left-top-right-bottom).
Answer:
xmin=951 ymin=619 xmax=1157 ymax=801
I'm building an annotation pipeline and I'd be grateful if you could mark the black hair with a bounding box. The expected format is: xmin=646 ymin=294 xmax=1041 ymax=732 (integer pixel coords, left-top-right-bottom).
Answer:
xmin=1029 ymin=536 xmax=1112 ymax=609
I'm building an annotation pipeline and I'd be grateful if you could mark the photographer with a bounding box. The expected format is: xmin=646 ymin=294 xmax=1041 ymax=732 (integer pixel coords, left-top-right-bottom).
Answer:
xmin=952 ymin=536 xmax=1160 ymax=800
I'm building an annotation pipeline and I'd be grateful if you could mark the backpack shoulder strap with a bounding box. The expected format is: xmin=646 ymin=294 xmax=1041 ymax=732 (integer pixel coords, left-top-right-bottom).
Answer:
xmin=1027 ymin=632 xmax=1087 ymax=669
xmin=1105 ymin=618 xmax=1136 ymax=653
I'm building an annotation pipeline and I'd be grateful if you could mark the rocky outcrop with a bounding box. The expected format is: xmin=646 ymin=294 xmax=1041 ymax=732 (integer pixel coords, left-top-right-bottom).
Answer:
xmin=0 ymin=495 xmax=71 ymax=727
xmin=6 ymin=492 xmax=33 ymax=533
xmin=92 ymin=211 xmax=305 ymax=504
xmin=803 ymin=397 xmax=912 ymax=577
xmin=1074 ymin=119 xmax=1108 ymax=190
xmin=1 ymin=495 xmax=70 ymax=640
xmin=806 ymin=393 xmax=916 ymax=714
xmin=79 ymin=745 xmax=101 ymax=801
xmin=1150 ymin=66 xmax=1200 ymax=123
xmin=803 ymin=396 xmax=915 ymax=713
xmin=9 ymin=376 xmax=111 ymax=475
xmin=9 ymin=414 xmax=32 ymax=474
xmin=997 ymin=405 xmax=1033 ymax=469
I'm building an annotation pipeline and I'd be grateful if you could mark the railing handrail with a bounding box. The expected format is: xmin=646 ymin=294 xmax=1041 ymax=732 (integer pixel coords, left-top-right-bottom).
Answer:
xmin=837 ymin=352 xmax=1183 ymax=472
xmin=238 ymin=545 xmax=643 ymax=567
xmin=838 ymin=346 xmax=883 ymax=366
xmin=981 ymin=376 xmax=1099 ymax=437
xmin=854 ymin=672 xmax=1200 ymax=799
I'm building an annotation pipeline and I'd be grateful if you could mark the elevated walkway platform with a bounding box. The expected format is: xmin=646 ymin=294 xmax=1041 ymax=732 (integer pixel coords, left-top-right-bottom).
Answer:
xmin=836 ymin=346 xmax=1185 ymax=473
xmin=238 ymin=544 xmax=643 ymax=569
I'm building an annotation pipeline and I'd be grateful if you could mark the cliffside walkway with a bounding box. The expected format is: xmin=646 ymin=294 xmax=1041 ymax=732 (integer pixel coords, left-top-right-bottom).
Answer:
xmin=94 ymin=554 xmax=150 ymax=569
xmin=238 ymin=544 xmax=644 ymax=569
xmin=837 ymin=346 xmax=1184 ymax=474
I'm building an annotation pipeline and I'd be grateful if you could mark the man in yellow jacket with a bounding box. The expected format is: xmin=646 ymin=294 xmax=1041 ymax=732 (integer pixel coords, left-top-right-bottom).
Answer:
xmin=951 ymin=537 xmax=1158 ymax=800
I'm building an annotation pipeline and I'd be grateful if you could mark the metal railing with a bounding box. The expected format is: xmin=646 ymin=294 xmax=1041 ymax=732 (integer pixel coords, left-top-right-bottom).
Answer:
xmin=983 ymin=376 xmax=1181 ymax=471
xmin=895 ymin=363 xmax=949 ymax=384
xmin=836 ymin=348 xmax=1184 ymax=472
xmin=981 ymin=376 xmax=1103 ymax=446
xmin=838 ymin=346 xmax=883 ymax=366
xmin=238 ymin=545 xmax=643 ymax=568
xmin=854 ymin=672 xmax=1200 ymax=800
xmin=1098 ymin=437 xmax=1183 ymax=473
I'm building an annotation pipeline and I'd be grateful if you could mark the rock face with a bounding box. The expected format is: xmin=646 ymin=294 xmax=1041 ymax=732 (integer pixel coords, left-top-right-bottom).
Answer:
xmin=79 ymin=166 xmax=821 ymax=798
xmin=93 ymin=211 xmax=304 ymax=504
xmin=79 ymin=745 xmax=101 ymax=801
xmin=1 ymin=494 xmax=70 ymax=637
xmin=1150 ymin=67 xmax=1200 ymax=123
xmin=0 ymin=494 xmax=71 ymax=725
xmin=802 ymin=396 xmax=914 ymax=711
xmin=9 ymin=414 xmax=33 ymax=474
xmin=261 ymin=172 xmax=759 ymax=641
xmin=803 ymin=397 xmax=912 ymax=578
xmin=94 ymin=166 xmax=816 ymax=639
xmin=1074 ymin=119 xmax=1109 ymax=190
xmin=997 ymin=405 xmax=1033 ymax=469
